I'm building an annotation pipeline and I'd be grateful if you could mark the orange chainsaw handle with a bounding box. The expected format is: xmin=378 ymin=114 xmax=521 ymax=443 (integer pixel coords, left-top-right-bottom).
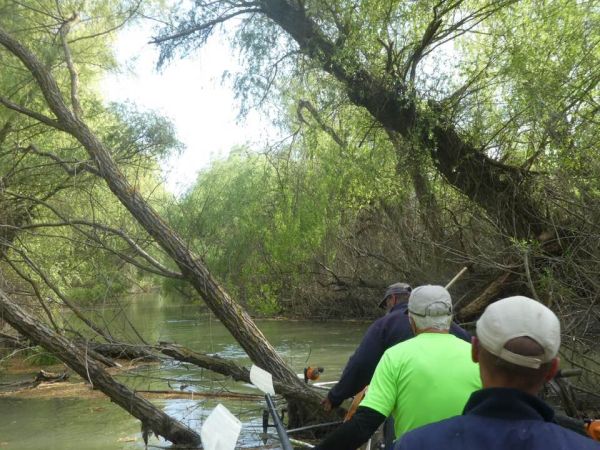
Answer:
xmin=586 ymin=420 xmax=600 ymax=441
xmin=344 ymin=386 xmax=368 ymax=422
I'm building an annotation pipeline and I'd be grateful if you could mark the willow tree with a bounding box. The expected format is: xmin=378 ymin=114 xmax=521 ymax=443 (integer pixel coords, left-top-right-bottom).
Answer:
xmin=154 ymin=0 xmax=600 ymax=293
xmin=0 ymin=0 xmax=324 ymax=436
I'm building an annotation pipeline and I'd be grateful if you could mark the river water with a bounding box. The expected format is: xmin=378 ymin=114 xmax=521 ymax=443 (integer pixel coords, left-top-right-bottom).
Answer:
xmin=0 ymin=294 xmax=368 ymax=449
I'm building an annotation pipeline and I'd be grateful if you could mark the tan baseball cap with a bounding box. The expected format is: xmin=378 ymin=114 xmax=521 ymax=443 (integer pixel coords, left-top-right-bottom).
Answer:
xmin=407 ymin=285 xmax=453 ymax=317
xmin=476 ymin=296 xmax=561 ymax=369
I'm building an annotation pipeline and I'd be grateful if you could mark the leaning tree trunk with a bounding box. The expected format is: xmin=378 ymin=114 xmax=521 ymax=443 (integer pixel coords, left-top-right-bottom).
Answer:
xmin=0 ymin=26 xmax=323 ymax=425
xmin=255 ymin=0 xmax=547 ymax=240
xmin=0 ymin=286 xmax=201 ymax=446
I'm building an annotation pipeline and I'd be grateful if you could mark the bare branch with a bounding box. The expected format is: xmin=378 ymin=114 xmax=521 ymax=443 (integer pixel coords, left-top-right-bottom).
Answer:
xmin=0 ymin=121 xmax=12 ymax=146
xmin=297 ymin=100 xmax=346 ymax=148
xmin=0 ymin=96 xmax=64 ymax=130
xmin=7 ymin=241 xmax=114 ymax=343
xmin=58 ymin=13 xmax=83 ymax=118
xmin=21 ymin=220 xmax=184 ymax=279
xmin=150 ymin=8 xmax=261 ymax=45
xmin=68 ymin=0 xmax=143 ymax=44
xmin=24 ymin=144 xmax=100 ymax=176
xmin=4 ymin=258 xmax=61 ymax=332
xmin=4 ymin=189 xmax=183 ymax=280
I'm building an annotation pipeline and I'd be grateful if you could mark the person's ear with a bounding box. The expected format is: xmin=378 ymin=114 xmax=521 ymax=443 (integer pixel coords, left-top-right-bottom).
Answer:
xmin=545 ymin=357 xmax=560 ymax=381
xmin=471 ymin=336 xmax=480 ymax=364
xmin=408 ymin=316 xmax=416 ymax=334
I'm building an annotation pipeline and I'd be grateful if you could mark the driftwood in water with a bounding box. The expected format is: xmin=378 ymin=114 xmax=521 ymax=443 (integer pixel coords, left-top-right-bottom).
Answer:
xmin=0 ymin=370 xmax=69 ymax=392
xmin=0 ymin=287 xmax=200 ymax=446
xmin=84 ymin=347 xmax=119 ymax=368
xmin=34 ymin=369 xmax=69 ymax=383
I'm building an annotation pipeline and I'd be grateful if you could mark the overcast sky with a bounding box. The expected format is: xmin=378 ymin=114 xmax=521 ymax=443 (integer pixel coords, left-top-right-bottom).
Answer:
xmin=101 ymin=23 xmax=268 ymax=194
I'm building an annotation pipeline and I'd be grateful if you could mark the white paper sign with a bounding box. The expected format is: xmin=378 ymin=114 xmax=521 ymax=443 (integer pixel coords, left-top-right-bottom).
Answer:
xmin=200 ymin=403 xmax=242 ymax=450
xmin=250 ymin=365 xmax=275 ymax=396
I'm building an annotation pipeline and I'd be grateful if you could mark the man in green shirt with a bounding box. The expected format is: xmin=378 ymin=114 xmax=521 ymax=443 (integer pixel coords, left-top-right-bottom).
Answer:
xmin=315 ymin=285 xmax=481 ymax=450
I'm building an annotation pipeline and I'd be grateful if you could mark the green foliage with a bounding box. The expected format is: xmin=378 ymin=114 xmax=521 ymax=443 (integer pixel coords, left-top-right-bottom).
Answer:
xmin=0 ymin=1 xmax=180 ymax=313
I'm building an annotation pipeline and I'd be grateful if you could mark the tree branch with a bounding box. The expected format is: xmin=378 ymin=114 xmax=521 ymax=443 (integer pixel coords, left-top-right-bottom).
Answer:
xmin=23 ymin=144 xmax=100 ymax=176
xmin=297 ymin=100 xmax=346 ymax=148
xmin=4 ymin=258 xmax=61 ymax=333
xmin=0 ymin=96 xmax=64 ymax=130
xmin=58 ymin=13 xmax=83 ymax=119
xmin=8 ymin=242 xmax=114 ymax=343
xmin=68 ymin=0 xmax=143 ymax=44
xmin=151 ymin=8 xmax=261 ymax=45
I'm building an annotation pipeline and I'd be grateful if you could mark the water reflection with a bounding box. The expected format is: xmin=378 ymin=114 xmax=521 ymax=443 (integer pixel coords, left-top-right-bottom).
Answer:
xmin=0 ymin=294 xmax=368 ymax=449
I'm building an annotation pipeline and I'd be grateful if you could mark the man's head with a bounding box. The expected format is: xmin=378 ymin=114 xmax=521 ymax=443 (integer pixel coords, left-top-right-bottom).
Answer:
xmin=407 ymin=285 xmax=453 ymax=332
xmin=473 ymin=296 xmax=561 ymax=394
xmin=379 ymin=282 xmax=411 ymax=311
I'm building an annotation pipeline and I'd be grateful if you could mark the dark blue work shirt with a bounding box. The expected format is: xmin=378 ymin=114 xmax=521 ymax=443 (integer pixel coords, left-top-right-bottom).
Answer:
xmin=327 ymin=302 xmax=471 ymax=407
xmin=395 ymin=387 xmax=600 ymax=450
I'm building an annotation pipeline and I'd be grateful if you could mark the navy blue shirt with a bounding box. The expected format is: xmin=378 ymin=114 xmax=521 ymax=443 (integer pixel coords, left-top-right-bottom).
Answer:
xmin=395 ymin=387 xmax=600 ymax=450
xmin=327 ymin=302 xmax=471 ymax=407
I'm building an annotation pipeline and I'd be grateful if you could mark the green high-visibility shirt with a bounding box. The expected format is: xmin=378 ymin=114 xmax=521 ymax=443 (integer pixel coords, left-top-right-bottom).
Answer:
xmin=360 ymin=332 xmax=481 ymax=439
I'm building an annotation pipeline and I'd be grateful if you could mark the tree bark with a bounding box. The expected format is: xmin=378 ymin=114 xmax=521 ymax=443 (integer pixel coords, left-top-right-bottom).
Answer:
xmin=0 ymin=286 xmax=201 ymax=446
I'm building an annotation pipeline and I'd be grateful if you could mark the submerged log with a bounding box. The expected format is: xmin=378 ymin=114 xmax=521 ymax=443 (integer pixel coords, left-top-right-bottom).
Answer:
xmin=0 ymin=287 xmax=201 ymax=446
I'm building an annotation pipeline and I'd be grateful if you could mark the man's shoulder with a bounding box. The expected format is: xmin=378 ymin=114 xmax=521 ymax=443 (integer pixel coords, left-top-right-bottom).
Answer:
xmin=371 ymin=306 xmax=411 ymax=332
xmin=396 ymin=415 xmax=600 ymax=449
xmin=379 ymin=305 xmax=410 ymax=322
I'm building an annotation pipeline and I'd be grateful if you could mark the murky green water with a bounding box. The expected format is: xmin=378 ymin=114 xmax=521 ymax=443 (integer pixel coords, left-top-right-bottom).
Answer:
xmin=0 ymin=294 xmax=368 ymax=449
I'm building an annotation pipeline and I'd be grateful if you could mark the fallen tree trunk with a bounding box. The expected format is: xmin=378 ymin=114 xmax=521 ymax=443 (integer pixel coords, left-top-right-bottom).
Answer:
xmin=0 ymin=287 xmax=201 ymax=446
xmin=159 ymin=342 xmax=341 ymax=431
xmin=457 ymin=271 xmax=516 ymax=320
xmin=158 ymin=342 xmax=320 ymax=405
xmin=80 ymin=341 xmax=159 ymax=362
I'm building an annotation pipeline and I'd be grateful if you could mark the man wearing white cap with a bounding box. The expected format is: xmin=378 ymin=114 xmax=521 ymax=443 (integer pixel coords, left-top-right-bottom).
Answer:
xmin=323 ymin=282 xmax=470 ymax=413
xmin=394 ymin=296 xmax=600 ymax=449
xmin=315 ymin=285 xmax=480 ymax=450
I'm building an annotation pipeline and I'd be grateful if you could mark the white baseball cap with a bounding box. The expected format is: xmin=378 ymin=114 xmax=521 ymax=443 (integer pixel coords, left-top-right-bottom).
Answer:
xmin=476 ymin=296 xmax=561 ymax=369
xmin=407 ymin=285 xmax=453 ymax=317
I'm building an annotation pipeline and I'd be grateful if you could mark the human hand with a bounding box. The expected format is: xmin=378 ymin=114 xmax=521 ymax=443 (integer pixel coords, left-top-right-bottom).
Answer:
xmin=321 ymin=397 xmax=333 ymax=412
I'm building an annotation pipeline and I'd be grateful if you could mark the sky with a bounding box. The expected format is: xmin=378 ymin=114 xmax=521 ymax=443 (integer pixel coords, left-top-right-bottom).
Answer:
xmin=101 ymin=22 xmax=270 ymax=194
